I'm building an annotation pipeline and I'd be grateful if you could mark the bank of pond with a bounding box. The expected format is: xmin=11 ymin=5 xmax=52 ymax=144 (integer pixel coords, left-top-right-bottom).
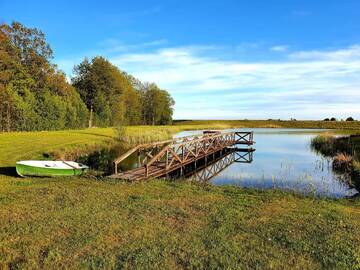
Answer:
xmin=73 ymin=128 xmax=360 ymax=199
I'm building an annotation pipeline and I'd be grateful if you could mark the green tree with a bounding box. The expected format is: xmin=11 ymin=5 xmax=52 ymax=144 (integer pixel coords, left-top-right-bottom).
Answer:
xmin=141 ymin=83 xmax=174 ymax=125
xmin=72 ymin=57 xmax=143 ymax=126
xmin=0 ymin=21 xmax=88 ymax=131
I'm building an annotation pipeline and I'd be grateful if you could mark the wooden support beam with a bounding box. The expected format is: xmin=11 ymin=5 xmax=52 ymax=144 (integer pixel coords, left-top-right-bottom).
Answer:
xmin=111 ymin=130 xmax=255 ymax=180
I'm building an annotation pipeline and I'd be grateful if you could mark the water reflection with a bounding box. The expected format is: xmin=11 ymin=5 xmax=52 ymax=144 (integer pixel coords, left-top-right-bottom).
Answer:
xmin=76 ymin=144 xmax=142 ymax=175
xmin=176 ymin=129 xmax=358 ymax=198
xmin=79 ymin=128 xmax=358 ymax=198
xmin=172 ymin=148 xmax=254 ymax=182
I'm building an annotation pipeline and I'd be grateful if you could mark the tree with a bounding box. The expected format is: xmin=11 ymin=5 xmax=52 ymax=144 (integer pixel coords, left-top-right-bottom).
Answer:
xmin=330 ymin=117 xmax=337 ymax=121
xmin=0 ymin=21 xmax=88 ymax=131
xmin=72 ymin=57 xmax=145 ymax=126
xmin=346 ymin=117 xmax=354 ymax=121
xmin=141 ymin=83 xmax=174 ymax=125
xmin=1 ymin=21 xmax=174 ymax=131
xmin=0 ymin=21 xmax=53 ymax=89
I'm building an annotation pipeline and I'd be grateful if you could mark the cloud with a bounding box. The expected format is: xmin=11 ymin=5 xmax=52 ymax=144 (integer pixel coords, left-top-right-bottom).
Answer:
xmin=270 ymin=45 xmax=288 ymax=52
xmin=289 ymin=45 xmax=360 ymax=61
xmin=56 ymin=43 xmax=360 ymax=119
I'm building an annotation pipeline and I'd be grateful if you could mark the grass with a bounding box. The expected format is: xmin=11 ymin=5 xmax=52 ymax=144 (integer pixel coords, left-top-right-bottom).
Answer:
xmin=1 ymin=178 xmax=360 ymax=269
xmin=333 ymin=153 xmax=353 ymax=171
xmin=1 ymin=122 xmax=360 ymax=269
xmin=0 ymin=126 xmax=181 ymax=167
xmin=175 ymin=119 xmax=360 ymax=130
xmin=311 ymin=134 xmax=360 ymax=187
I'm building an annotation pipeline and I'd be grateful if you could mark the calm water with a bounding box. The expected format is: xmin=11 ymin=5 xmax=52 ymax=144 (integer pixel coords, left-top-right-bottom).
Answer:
xmin=80 ymin=128 xmax=358 ymax=198
xmin=175 ymin=128 xmax=358 ymax=198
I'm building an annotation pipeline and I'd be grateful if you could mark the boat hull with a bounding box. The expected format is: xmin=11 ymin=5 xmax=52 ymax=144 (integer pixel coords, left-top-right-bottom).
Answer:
xmin=16 ymin=163 xmax=85 ymax=177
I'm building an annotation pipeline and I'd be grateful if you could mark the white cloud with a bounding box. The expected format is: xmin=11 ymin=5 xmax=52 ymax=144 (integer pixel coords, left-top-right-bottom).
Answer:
xmin=270 ymin=45 xmax=288 ymax=52
xmin=289 ymin=45 xmax=360 ymax=61
xmin=56 ymin=44 xmax=360 ymax=119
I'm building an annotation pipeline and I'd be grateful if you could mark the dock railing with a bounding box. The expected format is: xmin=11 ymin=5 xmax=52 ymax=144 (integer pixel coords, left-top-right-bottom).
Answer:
xmin=113 ymin=131 xmax=254 ymax=179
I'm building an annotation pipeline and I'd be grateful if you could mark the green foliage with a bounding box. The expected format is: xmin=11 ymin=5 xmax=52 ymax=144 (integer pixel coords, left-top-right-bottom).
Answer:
xmin=0 ymin=21 xmax=88 ymax=131
xmin=1 ymin=21 xmax=174 ymax=131
xmin=72 ymin=58 xmax=174 ymax=127
xmin=141 ymin=83 xmax=175 ymax=125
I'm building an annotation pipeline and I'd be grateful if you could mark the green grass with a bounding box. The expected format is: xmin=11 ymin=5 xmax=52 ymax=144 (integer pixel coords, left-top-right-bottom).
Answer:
xmin=3 ymin=120 xmax=355 ymax=167
xmin=0 ymin=178 xmax=360 ymax=269
xmin=0 ymin=126 xmax=181 ymax=167
xmin=175 ymin=119 xmax=360 ymax=130
xmin=1 ymin=123 xmax=360 ymax=269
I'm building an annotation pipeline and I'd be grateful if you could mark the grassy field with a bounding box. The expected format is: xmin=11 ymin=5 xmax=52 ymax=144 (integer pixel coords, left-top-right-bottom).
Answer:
xmin=0 ymin=126 xmax=179 ymax=167
xmin=3 ymin=120 xmax=358 ymax=168
xmin=1 ymin=178 xmax=360 ymax=269
xmin=1 ymin=122 xmax=360 ymax=269
xmin=175 ymin=119 xmax=360 ymax=130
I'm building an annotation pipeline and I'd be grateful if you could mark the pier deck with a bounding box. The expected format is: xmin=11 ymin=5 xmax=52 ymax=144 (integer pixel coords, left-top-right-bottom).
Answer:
xmin=110 ymin=131 xmax=254 ymax=181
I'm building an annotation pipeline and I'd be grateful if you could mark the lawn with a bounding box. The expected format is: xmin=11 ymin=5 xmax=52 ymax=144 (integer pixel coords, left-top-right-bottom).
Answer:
xmin=174 ymin=119 xmax=360 ymax=130
xmin=1 ymin=123 xmax=360 ymax=269
xmin=0 ymin=126 xmax=179 ymax=167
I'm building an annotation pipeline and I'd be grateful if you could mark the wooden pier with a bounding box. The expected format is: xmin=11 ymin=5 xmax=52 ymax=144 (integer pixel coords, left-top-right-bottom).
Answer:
xmin=110 ymin=131 xmax=254 ymax=181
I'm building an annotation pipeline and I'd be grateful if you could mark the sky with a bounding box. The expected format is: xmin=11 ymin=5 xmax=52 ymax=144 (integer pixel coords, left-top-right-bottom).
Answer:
xmin=1 ymin=0 xmax=360 ymax=120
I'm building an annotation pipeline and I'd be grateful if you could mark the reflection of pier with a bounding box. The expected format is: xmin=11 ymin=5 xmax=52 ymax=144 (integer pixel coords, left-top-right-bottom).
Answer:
xmin=110 ymin=131 xmax=255 ymax=181
xmin=183 ymin=148 xmax=254 ymax=182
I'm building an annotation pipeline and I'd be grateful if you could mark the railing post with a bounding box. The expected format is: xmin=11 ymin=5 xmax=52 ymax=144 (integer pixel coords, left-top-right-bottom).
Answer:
xmin=182 ymin=144 xmax=184 ymax=162
xmin=166 ymin=149 xmax=169 ymax=169
xmin=138 ymin=149 xmax=141 ymax=168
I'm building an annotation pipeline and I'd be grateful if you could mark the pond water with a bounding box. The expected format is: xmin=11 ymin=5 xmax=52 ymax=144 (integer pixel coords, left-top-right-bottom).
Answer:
xmin=79 ymin=128 xmax=359 ymax=198
xmin=175 ymin=128 xmax=358 ymax=198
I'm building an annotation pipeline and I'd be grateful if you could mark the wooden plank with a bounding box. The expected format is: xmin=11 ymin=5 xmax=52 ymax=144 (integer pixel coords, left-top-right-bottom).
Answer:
xmin=110 ymin=131 xmax=254 ymax=181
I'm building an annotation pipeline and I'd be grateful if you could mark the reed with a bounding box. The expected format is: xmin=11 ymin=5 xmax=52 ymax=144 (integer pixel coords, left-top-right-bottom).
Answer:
xmin=333 ymin=153 xmax=353 ymax=172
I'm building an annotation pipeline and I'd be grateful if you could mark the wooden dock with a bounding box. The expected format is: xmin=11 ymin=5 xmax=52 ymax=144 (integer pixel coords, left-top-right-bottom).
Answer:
xmin=110 ymin=131 xmax=254 ymax=181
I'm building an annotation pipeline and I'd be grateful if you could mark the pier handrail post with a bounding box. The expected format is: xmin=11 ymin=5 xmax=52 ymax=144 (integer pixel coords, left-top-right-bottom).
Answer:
xmin=114 ymin=161 xmax=118 ymax=174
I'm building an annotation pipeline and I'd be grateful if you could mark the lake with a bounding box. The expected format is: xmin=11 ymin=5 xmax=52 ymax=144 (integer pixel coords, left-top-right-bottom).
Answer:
xmin=174 ymin=128 xmax=358 ymax=198
xmin=80 ymin=128 xmax=358 ymax=198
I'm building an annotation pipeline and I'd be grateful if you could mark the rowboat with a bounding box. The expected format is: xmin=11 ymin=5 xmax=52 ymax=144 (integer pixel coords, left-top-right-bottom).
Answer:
xmin=16 ymin=160 xmax=88 ymax=177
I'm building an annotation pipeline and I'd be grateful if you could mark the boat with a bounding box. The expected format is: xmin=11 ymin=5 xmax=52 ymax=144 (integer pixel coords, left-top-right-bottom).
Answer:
xmin=16 ymin=160 xmax=88 ymax=177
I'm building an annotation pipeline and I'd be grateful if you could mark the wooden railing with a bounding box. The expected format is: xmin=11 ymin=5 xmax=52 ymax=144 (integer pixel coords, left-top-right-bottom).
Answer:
xmin=113 ymin=131 xmax=254 ymax=176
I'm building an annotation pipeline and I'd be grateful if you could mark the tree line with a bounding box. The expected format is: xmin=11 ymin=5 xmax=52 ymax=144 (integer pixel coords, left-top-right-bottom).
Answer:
xmin=0 ymin=22 xmax=174 ymax=132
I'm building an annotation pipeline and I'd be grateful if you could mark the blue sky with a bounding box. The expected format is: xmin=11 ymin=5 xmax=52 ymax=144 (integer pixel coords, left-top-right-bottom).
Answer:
xmin=1 ymin=0 xmax=360 ymax=119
